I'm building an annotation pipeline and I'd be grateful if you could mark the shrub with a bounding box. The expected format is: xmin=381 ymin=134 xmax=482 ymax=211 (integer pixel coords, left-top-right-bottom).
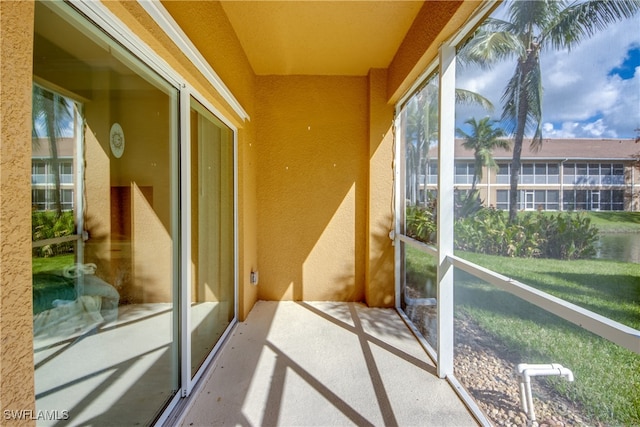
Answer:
xmin=454 ymin=208 xmax=542 ymax=257
xmin=406 ymin=205 xmax=436 ymax=244
xmin=454 ymin=209 xmax=598 ymax=260
xmin=535 ymin=212 xmax=598 ymax=260
xmin=32 ymin=211 xmax=76 ymax=257
xmin=454 ymin=190 xmax=483 ymax=220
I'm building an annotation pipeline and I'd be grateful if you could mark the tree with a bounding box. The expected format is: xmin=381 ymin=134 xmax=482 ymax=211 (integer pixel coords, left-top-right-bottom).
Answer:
xmin=32 ymin=85 xmax=74 ymax=216
xmin=404 ymin=77 xmax=494 ymax=207
xmin=456 ymin=117 xmax=509 ymax=192
xmin=461 ymin=0 xmax=640 ymax=222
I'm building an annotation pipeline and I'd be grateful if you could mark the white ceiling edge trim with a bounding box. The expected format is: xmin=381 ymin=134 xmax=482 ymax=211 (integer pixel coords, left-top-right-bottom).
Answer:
xmin=137 ymin=0 xmax=250 ymax=122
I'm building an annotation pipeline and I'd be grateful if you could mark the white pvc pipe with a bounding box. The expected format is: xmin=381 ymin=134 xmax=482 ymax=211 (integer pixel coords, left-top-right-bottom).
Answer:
xmin=516 ymin=363 xmax=574 ymax=422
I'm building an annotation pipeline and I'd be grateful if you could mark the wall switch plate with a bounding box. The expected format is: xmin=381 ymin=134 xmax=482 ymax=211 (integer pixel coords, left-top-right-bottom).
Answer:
xmin=250 ymin=271 xmax=259 ymax=286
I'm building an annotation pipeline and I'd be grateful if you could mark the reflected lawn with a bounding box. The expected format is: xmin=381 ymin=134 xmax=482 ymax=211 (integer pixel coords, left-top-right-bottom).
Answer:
xmin=32 ymin=254 xmax=74 ymax=274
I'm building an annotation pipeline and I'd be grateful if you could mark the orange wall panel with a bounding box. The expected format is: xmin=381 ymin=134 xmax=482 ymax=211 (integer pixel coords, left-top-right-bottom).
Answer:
xmin=255 ymin=76 xmax=368 ymax=302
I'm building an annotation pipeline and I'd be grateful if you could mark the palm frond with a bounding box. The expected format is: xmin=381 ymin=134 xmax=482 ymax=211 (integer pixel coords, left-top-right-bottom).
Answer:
xmin=542 ymin=0 xmax=640 ymax=51
xmin=454 ymin=88 xmax=494 ymax=112
xmin=499 ymin=64 xmax=522 ymax=136
xmin=458 ymin=28 xmax=523 ymax=69
xmin=509 ymin=0 xmax=567 ymax=34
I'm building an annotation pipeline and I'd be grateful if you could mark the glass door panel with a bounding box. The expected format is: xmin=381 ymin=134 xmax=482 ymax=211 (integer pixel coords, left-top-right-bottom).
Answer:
xmin=190 ymin=99 xmax=235 ymax=377
xmin=525 ymin=190 xmax=535 ymax=210
xmin=33 ymin=2 xmax=179 ymax=424
xmin=400 ymin=72 xmax=440 ymax=350
xmin=591 ymin=191 xmax=600 ymax=211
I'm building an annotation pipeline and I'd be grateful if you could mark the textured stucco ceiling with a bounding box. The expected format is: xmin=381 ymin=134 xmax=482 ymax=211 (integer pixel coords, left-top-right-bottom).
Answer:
xmin=219 ymin=1 xmax=425 ymax=76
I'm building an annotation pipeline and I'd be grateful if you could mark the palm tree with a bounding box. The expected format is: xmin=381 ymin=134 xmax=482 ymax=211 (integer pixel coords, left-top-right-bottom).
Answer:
xmin=461 ymin=0 xmax=640 ymax=222
xmin=32 ymin=85 xmax=74 ymax=216
xmin=404 ymin=78 xmax=494 ymax=207
xmin=457 ymin=117 xmax=509 ymax=192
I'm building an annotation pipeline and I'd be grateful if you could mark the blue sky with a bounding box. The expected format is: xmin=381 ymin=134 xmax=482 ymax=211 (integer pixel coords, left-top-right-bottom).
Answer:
xmin=456 ymin=2 xmax=640 ymax=140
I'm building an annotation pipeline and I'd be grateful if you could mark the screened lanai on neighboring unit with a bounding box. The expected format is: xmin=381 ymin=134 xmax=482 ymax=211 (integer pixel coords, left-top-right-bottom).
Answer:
xmin=420 ymin=138 xmax=640 ymax=212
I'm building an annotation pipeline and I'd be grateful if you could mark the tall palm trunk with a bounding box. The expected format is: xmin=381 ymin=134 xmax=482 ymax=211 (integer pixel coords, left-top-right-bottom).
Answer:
xmin=44 ymin=95 xmax=63 ymax=217
xmin=508 ymin=52 xmax=536 ymax=223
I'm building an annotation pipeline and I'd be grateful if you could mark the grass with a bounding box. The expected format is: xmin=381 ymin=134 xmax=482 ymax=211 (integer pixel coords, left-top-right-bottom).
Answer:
xmin=458 ymin=252 xmax=640 ymax=329
xmin=517 ymin=211 xmax=640 ymax=233
xmin=583 ymin=211 xmax=640 ymax=233
xmin=32 ymin=254 xmax=75 ymax=274
xmin=405 ymin=247 xmax=640 ymax=425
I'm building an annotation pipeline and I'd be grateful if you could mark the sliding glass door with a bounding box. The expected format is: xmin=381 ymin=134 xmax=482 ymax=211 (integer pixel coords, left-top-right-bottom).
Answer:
xmin=189 ymin=99 xmax=236 ymax=378
xmin=31 ymin=2 xmax=237 ymax=424
xmin=33 ymin=3 xmax=181 ymax=424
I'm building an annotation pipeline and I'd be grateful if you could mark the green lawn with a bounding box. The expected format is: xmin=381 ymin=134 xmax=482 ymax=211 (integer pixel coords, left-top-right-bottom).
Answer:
xmin=516 ymin=211 xmax=640 ymax=233
xmin=405 ymin=247 xmax=640 ymax=425
xmin=458 ymin=252 xmax=640 ymax=329
xmin=455 ymin=252 xmax=640 ymax=425
xmin=32 ymin=254 xmax=75 ymax=274
xmin=583 ymin=211 xmax=640 ymax=233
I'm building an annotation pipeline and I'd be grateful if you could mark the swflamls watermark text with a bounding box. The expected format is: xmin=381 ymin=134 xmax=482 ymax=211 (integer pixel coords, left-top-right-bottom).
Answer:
xmin=3 ymin=410 xmax=69 ymax=421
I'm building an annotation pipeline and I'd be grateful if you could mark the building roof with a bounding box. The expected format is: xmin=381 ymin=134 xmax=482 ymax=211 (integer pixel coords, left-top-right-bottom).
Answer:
xmin=32 ymin=137 xmax=75 ymax=158
xmin=451 ymin=138 xmax=640 ymax=161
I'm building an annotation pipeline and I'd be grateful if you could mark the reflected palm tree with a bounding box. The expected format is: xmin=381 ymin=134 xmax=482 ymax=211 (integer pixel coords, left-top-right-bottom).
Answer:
xmin=404 ymin=79 xmax=493 ymax=207
xmin=457 ymin=117 xmax=509 ymax=192
xmin=32 ymin=85 xmax=74 ymax=216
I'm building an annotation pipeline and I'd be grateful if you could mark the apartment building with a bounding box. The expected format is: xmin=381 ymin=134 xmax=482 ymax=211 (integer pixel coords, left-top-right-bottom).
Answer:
xmin=423 ymin=138 xmax=639 ymax=211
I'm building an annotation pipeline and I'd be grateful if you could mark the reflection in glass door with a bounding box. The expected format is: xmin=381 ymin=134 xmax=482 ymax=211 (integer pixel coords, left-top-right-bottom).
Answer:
xmin=33 ymin=2 xmax=180 ymax=424
xmin=189 ymin=98 xmax=236 ymax=377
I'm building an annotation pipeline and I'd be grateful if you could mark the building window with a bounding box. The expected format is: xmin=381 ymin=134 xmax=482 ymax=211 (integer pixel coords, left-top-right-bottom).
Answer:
xmin=33 ymin=2 xmax=181 ymax=424
xmin=563 ymin=162 xmax=626 ymax=186
xmin=497 ymin=163 xmax=510 ymax=184
xmin=427 ymin=160 xmax=438 ymax=185
xmin=59 ymin=161 xmax=73 ymax=184
xmin=496 ymin=189 xmax=509 ymax=210
xmin=563 ymin=189 xmax=625 ymax=211
xmin=31 ymin=158 xmax=75 ymax=211
xmin=496 ymin=189 xmax=560 ymax=211
xmin=520 ymin=162 xmax=559 ymax=184
xmin=31 ymin=2 xmax=239 ymax=423
xmin=521 ymin=163 xmax=534 ymax=184
xmin=189 ymin=97 xmax=235 ymax=377
xmin=455 ymin=162 xmax=475 ymax=184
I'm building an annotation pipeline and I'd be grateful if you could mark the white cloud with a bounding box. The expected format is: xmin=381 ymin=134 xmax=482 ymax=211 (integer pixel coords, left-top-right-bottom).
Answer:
xmin=581 ymin=119 xmax=612 ymax=138
xmin=542 ymin=122 xmax=578 ymax=138
xmin=455 ymin=10 xmax=640 ymax=139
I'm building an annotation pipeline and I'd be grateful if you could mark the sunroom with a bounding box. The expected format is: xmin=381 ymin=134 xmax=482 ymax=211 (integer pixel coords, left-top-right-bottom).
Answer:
xmin=1 ymin=0 xmax=639 ymax=426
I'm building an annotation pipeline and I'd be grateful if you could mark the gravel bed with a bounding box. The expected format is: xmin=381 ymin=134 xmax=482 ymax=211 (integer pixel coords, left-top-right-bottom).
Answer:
xmin=404 ymin=303 xmax=595 ymax=427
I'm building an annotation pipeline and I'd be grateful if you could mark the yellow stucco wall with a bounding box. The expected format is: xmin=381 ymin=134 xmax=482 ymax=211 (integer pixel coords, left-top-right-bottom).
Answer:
xmin=255 ymin=75 xmax=369 ymax=301
xmin=366 ymin=69 xmax=396 ymax=307
xmin=1 ymin=1 xmax=36 ymax=423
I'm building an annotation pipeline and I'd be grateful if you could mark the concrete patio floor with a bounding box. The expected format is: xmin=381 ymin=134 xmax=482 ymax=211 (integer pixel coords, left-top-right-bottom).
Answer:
xmin=174 ymin=301 xmax=477 ymax=426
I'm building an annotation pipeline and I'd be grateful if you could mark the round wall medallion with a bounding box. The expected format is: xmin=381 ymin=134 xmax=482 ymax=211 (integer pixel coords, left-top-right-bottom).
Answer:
xmin=110 ymin=123 xmax=125 ymax=158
